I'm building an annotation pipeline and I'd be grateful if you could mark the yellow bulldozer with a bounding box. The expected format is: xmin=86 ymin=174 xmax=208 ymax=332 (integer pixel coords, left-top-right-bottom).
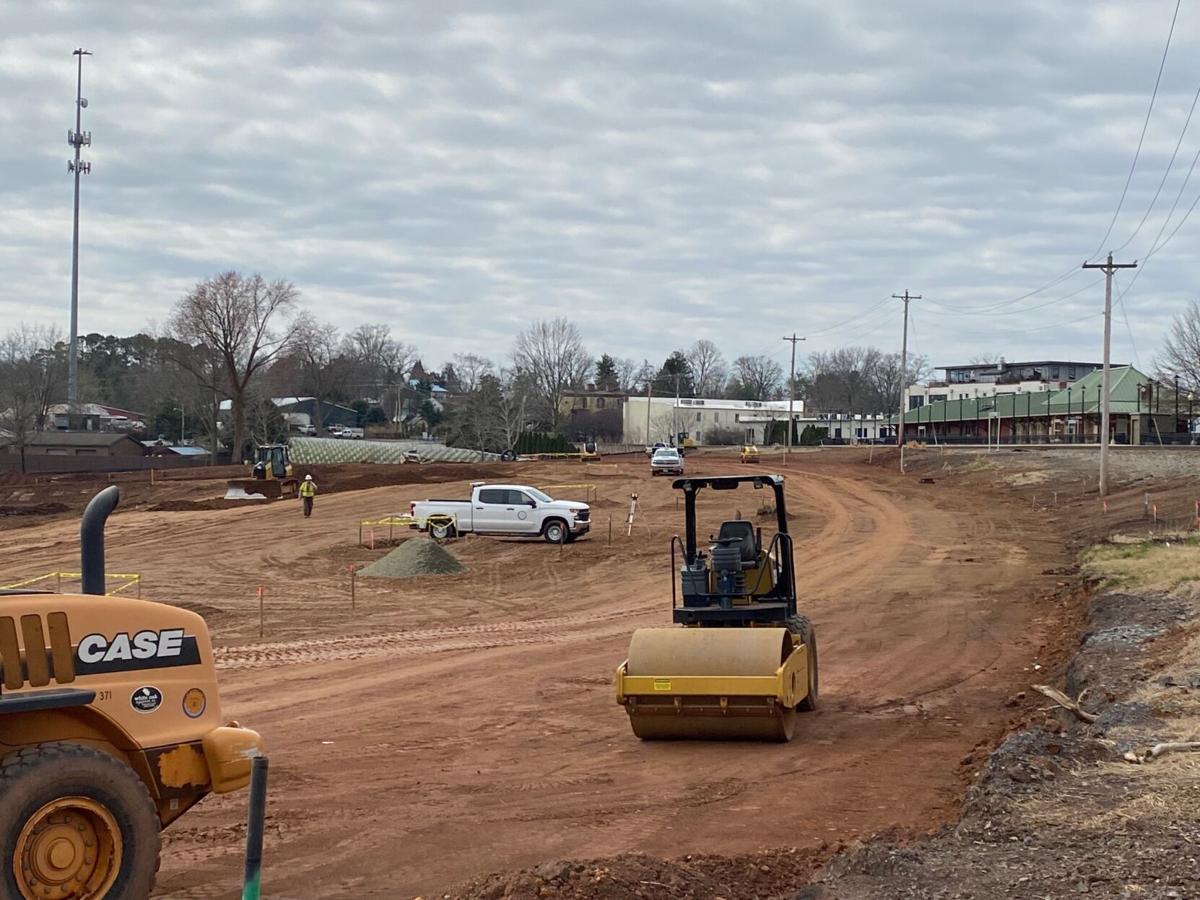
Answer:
xmin=225 ymin=444 xmax=298 ymax=500
xmin=615 ymin=474 xmax=817 ymax=741
xmin=0 ymin=486 xmax=262 ymax=897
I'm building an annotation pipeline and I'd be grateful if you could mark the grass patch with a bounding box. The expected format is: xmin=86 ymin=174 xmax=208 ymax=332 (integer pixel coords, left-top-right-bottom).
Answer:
xmin=1082 ymin=536 xmax=1200 ymax=596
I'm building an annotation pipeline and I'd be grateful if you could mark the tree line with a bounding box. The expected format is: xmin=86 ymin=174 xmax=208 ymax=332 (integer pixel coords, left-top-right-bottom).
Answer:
xmin=24 ymin=267 xmax=1126 ymax=461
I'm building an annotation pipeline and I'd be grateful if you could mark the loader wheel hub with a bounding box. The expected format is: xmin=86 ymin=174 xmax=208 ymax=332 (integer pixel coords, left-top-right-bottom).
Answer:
xmin=16 ymin=798 xmax=120 ymax=900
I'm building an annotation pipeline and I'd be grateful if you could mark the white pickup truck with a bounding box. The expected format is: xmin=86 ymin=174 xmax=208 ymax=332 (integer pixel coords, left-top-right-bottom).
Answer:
xmin=409 ymin=483 xmax=591 ymax=543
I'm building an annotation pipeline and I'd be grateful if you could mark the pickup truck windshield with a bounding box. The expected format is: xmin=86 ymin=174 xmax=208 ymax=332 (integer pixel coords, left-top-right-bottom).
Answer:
xmin=527 ymin=488 xmax=553 ymax=503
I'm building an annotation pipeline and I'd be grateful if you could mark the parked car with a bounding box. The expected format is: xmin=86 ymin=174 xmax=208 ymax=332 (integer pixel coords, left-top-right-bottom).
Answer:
xmin=409 ymin=483 xmax=591 ymax=543
xmin=650 ymin=447 xmax=684 ymax=476
xmin=297 ymin=424 xmax=317 ymax=436
xmin=342 ymin=427 xmax=365 ymax=439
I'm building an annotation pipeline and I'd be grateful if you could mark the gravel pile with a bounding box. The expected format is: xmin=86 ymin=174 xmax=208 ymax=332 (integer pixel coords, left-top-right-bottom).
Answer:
xmin=357 ymin=538 xmax=465 ymax=578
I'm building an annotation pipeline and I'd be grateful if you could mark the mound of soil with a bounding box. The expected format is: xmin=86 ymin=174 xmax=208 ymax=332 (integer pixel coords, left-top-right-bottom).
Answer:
xmin=0 ymin=502 xmax=69 ymax=517
xmin=449 ymin=848 xmax=822 ymax=900
xmin=357 ymin=538 xmax=465 ymax=578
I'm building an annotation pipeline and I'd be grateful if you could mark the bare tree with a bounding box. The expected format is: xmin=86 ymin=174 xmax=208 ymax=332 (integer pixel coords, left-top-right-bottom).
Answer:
xmin=869 ymin=351 xmax=930 ymax=412
xmin=168 ymin=271 xmax=301 ymax=462
xmin=347 ymin=323 xmax=418 ymax=397
xmin=616 ymin=357 xmax=642 ymax=393
xmin=446 ymin=374 xmax=504 ymax=456
xmin=512 ymin=318 xmax=591 ymax=429
xmin=1159 ymin=299 xmax=1200 ymax=391
xmin=451 ymin=353 xmax=495 ymax=395
xmin=687 ymin=339 xmax=727 ymax=396
xmin=294 ymin=317 xmax=353 ymax=433
xmin=731 ymin=355 xmax=783 ymax=401
xmin=496 ymin=368 xmax=534 ymax=453
xmin=969 ymin=353 xmax=1004 ymax=366
xmin=0 ymin=325 xmax=65 ymax=472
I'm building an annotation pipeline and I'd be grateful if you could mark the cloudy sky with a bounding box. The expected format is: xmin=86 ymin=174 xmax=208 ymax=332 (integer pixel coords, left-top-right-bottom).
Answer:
xmin=3 ymin=0 xmax=1199 ymax=375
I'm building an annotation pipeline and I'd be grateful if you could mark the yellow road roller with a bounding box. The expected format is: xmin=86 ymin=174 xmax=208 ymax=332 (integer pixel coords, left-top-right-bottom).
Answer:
xmin=615 ymin=474 xmax=817 ymax=741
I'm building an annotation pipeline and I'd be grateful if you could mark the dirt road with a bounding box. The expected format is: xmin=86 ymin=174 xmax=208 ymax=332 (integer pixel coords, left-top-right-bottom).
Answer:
xmin=0 ymin=452 xmax=1069 ymax=898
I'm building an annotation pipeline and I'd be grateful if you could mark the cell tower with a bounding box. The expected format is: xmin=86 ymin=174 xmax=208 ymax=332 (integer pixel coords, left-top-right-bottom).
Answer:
xmin=67 ymin=48 xmax=93 ymax=419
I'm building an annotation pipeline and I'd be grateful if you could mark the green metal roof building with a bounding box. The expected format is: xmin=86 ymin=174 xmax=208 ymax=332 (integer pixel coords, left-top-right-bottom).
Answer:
xmin=889 ymin=366 xmax=1193 ymax=445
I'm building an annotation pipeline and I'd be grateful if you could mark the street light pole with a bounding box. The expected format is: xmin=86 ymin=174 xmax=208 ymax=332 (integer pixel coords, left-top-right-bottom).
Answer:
xmin=67 ymin=48 xmax=93 ymax=421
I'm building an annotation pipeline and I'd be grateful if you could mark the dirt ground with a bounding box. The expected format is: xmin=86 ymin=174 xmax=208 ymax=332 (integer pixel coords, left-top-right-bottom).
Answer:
xmin=0 ymin=446 xmax=1191 ymax=898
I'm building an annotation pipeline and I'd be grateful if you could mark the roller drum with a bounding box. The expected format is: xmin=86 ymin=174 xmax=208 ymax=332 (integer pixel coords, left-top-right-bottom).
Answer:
xmin=627 ymin=627 xmax=793 ymax=676
xmin=623 ymin=627 xmax=799 ymax=742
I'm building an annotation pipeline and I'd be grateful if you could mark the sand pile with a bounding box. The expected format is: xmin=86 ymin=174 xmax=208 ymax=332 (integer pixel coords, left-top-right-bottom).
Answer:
xmin=357 ymin=538 xmax=465 ymax=578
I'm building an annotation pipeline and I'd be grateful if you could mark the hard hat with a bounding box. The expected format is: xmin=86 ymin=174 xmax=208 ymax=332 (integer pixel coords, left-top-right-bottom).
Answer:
xmin=305 ymin=474 xmax=313 ymax=481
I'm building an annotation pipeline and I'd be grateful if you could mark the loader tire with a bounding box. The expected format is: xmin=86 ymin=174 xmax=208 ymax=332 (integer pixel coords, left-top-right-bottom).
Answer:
xmin=786 ymin=615 xmax=819 ymax=712
xmin=0 ymin=742 xmax=160 ymax=900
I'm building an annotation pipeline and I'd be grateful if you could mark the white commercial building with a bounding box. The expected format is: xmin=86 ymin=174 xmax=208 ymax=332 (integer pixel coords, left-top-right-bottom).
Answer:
xmin=623 ymin=396 xmax=805 ymax=445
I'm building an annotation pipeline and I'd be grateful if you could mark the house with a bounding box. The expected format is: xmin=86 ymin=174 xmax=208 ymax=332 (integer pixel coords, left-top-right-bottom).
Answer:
xmin=45 ymin=402 xmax=148 ymax=433
xmin=2 ymin=432 xmax=147 ymax=457
xmin=143 ymin=441 xmax=210 ymax=458
xmin=217 ymin=397 xmax=359 ymax=430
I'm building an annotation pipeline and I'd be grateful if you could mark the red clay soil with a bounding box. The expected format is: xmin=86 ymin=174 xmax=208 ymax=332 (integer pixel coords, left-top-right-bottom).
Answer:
xmin=0 ymin=451 xmax=1078 ymax=898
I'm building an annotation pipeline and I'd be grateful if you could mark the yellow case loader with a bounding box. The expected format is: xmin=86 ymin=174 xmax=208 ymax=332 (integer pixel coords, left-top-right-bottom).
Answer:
xmin=0 ymin=487 xmax=262 ymax=898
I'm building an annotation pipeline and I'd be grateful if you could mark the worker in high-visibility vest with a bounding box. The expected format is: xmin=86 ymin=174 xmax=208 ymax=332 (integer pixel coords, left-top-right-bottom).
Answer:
xmin=299 ymin=474 xmax=317 ymax=518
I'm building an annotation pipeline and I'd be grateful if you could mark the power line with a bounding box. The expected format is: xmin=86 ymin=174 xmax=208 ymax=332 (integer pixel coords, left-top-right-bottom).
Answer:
xmin=1087 ymin=0 xmax=1182 ymax=261
xmin=802 ymin=297 xmax=893 ymax=337
xmin=1112 ymin=74 xmax=1200 ymax=255
xmin=1113 ymin=139 xmax=1200 ymax=304
xmin=922 ymin=275 xmax=1104 ymax=318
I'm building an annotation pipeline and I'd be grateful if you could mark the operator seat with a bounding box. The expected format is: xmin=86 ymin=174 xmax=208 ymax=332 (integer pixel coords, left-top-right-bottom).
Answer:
xmin=716 ymin=520 xmax=758 ymax=567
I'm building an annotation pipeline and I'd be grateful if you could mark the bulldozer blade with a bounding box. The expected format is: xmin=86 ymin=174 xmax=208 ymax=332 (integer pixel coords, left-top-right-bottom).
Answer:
xmin=224 ymin=480 xmax=275 ymax=501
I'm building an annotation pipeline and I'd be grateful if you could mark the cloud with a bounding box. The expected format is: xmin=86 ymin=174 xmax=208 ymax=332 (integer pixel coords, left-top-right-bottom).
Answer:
xmin=2 ymin=0 xmax=1199 ymax=377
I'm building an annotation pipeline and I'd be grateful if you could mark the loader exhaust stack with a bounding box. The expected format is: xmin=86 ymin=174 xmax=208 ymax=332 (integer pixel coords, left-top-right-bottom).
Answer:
xmin=81 ymin=484 xmax=119 ymax=595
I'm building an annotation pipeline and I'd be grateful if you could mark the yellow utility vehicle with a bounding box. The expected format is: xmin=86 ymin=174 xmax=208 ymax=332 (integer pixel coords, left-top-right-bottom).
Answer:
xmin=0 ymin=487 xmax=262 ymax=898
xmin=739 ymin=444 xmax=760 ymax=464
xmin=616 ymin=474 xmax=817 ymax=742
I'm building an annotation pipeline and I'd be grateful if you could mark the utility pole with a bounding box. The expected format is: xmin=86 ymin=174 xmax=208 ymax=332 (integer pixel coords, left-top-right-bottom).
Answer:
xmin=782 ymin=334 xmax=806 ymax=461
xmin=67 ymin=48 xmax=93 ymax=422
xmin=892 ymin=291 xmax=920 ymax=473
xmin=1082 ymin=253 xmax=1136 ymax=497
xmin=673 ymin=372 xmax=682 ymax=446
xmin=644 ymin=366 xmax=653 ymax=444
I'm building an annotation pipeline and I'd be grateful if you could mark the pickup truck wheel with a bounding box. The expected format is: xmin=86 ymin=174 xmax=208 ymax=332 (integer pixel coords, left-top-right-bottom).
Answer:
xmin=430 ymin=522 xmax=456 ymax=540
xmin=542 ymin=520 xmax=568 ymax=544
